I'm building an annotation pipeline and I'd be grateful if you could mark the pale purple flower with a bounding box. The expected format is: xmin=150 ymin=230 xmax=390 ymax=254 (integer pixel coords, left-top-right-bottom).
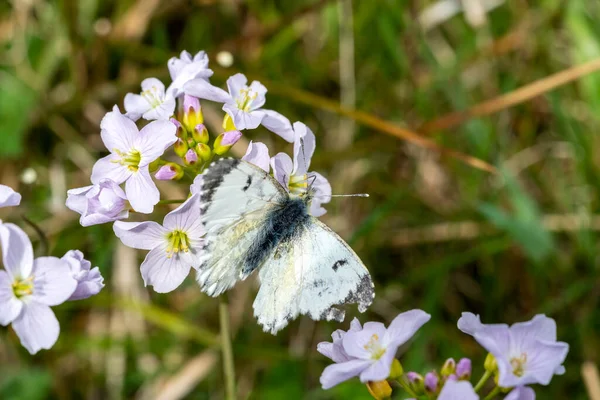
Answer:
xmin=242 ymin=141 xmax=270 ymax=172
xmin=437 ymin=380 xmax=479 ymax=400
xmin=66 ymin=179 xmax=129 ymax=226
xmin=220 ymin=130 xmax=242 ymax=146
xmin=183 ymin=73 xmax=294 ymax=141
xmin=458 ymin=312 xmax=569 ymax=388
xmin=317 ymin=318 xmax=362 ymax=363
xmin=456 ymin=357 xmax=472 ymax=379
xmin=319 ymin=310 xmax=431 ymax=389
xmin=271 ymin=122 xmax=331 ymax=216
xmin=505 ymin=386 xmax=536 ymax=400
xmin=124 ymin=78 xmax=176 ymax=121
xmin=0 ymin=223 xmax=77 ymax=354
xmin=61 ymin=250 xmax=104 ymax=301
xmin=0 ymin=184 xmax=21 ymax=208
xmin=190 ymin=174 xmax=203 ymax=196
xmin=91 ymin=107 xmax=177 ymax=213
xmin=155 ymin=165 xmax=178 ymax=181
xmin=167 ymin=50 xmax=213 ymax=98
xmin=184 ymin=149 xmax=198 ymax=165
xmin=113 ymin=195 xmax=204 ymax=293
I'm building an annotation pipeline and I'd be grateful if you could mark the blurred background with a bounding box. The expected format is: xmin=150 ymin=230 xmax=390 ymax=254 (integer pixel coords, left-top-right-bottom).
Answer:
xmin=0 ymin=0 xmax=598 ymax=398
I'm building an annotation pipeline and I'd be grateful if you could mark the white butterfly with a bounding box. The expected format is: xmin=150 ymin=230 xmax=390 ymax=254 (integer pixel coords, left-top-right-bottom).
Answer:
xmin=195 ymin=159 xmax=374 ymax=334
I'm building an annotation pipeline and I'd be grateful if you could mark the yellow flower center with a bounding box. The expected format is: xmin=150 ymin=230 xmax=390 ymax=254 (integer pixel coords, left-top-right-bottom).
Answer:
xmin=113 ymin=149 xmax=142 ymax=172
xmin=235 ymin=88 xmax=258 ymax=112
xmin=289 ymin=174 xmax=309 ymax=195
xmin=510 ymin=353 xmax=527 ymax=377
xmin=141 ymin=86 xmax=162 ymax=108
xmin=12 ymin=276 xmax=34 ymax=298
xmin=166 ymin=229 xmax=190 ymax=258
xmin=363 ymin=334 xmax=386 ymax=360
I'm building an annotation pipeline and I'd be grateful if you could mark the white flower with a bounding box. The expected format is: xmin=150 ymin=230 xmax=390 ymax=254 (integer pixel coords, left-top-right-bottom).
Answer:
xmin=113 ymin=195 xmax=204 ymax=293
xmin=124 ymin=78 xmax=176 ymax=121
xmin=0 ymin=184 xmax=21 ymax=208
xmin=167 ymin=50 xmax=213 ymax=98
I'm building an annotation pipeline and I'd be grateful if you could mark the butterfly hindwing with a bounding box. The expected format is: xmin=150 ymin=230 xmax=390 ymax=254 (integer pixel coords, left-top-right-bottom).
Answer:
xmin=252 ymin=217 xmax=375 ymax=334
xmin=197 ymin=159 xmax=287 ymax=296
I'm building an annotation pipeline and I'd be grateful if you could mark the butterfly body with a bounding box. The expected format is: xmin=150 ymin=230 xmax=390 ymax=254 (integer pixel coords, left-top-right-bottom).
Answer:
xmin=196 ymin=158 xmax=374 ymax=334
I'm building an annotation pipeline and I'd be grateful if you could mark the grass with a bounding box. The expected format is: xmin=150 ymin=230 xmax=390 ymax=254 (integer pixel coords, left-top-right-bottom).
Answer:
xmin=0 ymin=1 xmax=599 ymax=399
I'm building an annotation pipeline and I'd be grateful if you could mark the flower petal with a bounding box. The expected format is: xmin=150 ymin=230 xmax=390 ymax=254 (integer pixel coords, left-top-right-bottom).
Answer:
xmin=457 ymin=312 xmax=486 ymax=335
xmin=226 ymin=73 xmax=248 ymax=98
xmin=0 ymin=270 xmax=22 ymax=325
xmin=343 ymin=322 xmax=387 ymax=360
xmin=91 ymin=154 xmax=132 ymax=185
xmin=65 ymin=185 xmax=93 ymax=214
xmin=248 ymin=80 xmax=267 ymax=110
xmin=163 ymin=194 xmax=204 ymax=236
xmin=137 ymin=120 xmax=178 ymax=166
xmin=320 ymin=359 xmax=372 ymax=390
xmin=140 ymin=245 xmax=193 ymax=293
xmin=505 ymin=340 xmax=569 ymax=387
xmin=141 ymin=77 xmax=166 ymax=95
xmin=69 ymin=267 xmax=104 ymax=300
xmin=31 ymin=257 xmax=77 ymax=306
xmin=242 ymin=141 xmax=270 ymax=172
xmin=113 ymin=221 xmax=167 ymax=250
xmin=0 ymin=223 xmax=33 ymax=278
xmin=510 ymin=314 xmax=557 ymax=342
xmin=317 ymin=342 xmax=335 ymax=360
xmin=308 ymin=172 xmax=331 ymax=217
xmin=184 ymin=78 xmax=231 ymax=103
xmin=143 ymin=96 xmax=176 ymax=121
xmin=100 ymin=106 xmax=138 ymax=152
xmin=384 ymin=309 xmax=431 ymax=347
xmin=261 ymin=110 xmax=294 ymax=142
xmin=505 ymin=386 xmax=536 ymax=400
xmin=0 ymin=184 xmax=21 ymax=207
xmin=270 ymin=153 xmax=294 ymax=190
xmin=292 ymin=122 xmax=316 ymax=175
xmin=223 ymin=104 xmax=265 ymax=130
xmin=123 ymin=93 xmax=149 ymax=121
xmin=125 ymin=168 xmax=160 ymax=214
xmin=437 ymin=380 xmax=479 ymax=400
xmin=11 ymin=301 xmax=60 ymax=354
xmin=359 ymin=346 xmax=396 ymax=382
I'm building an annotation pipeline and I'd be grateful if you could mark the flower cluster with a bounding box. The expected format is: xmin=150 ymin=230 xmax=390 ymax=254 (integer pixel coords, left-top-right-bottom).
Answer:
xmin=318 ymin=311 xmax=568 ymax=400
xmin=0 ymin=185 xmax=104 ymax=354
xmin=66 ymin=50 xmax=331 ymax=293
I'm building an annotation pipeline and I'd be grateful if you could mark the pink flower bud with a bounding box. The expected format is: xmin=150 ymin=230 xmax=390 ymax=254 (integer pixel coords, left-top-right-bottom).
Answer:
xmin=155 ymin=164 xmax=183 ymax=180
xmin=424 ymin=372 xmax=439 ymax=394
xmin=192 ymin=123 xmax=209 ymax=144
xmin=184 ymin=149 xmax=198 ymax=165
xmin=213 ymin=130 xmax=242 ymax=155
xmin=456 ymin=358 xmax=472 ymax=380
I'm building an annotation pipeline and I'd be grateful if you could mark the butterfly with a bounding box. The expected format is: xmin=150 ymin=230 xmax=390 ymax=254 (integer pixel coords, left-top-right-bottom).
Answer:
xmin=195 ymin=158 xmax=374 ymax=334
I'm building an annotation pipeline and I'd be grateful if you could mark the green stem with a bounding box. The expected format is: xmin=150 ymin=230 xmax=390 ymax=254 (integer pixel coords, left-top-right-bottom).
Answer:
xmin=157 ymin=199 xmax=187 ymax=205
xmin=219 ymin=297 xmax=236 ymax=400
xmin=396 ymin=377 xmax=418 ymax=398
xmin=483 ymin=386 xmax=501 ymax=400
xmin=474 ymin=370 xmax=492 ymax=393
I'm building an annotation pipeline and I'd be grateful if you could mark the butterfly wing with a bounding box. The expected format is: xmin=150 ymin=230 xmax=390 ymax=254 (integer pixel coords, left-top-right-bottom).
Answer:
xmin=196 ymin=159 xmax=288 ymax=296
xmin=253 ymin=217 xmax=375 ymax=334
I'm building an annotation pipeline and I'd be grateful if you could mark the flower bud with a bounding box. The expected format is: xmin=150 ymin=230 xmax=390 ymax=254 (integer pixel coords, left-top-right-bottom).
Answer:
xmin=191 ymin=123 xmax=209 ymax=144
xmin=148 ymin=159 xmax=163 ymax=173
xmin=195 ymin=143 xmax=212 ymax=163
xmin=389 ymin=359 xmax=403 ymax=379
xmin=171 ymin=118 xmax=185 ymax=139
xmin=406 ymin=372 xmax=424 ymax=395
xmin=213 ymin=130 xmax=242 ymax=155
xmin=184 ymin=149 xmax=198 ymax=166
xmin=441 ymin=358 xmax=456 ymax=377
xmin=484 ymin=353 xmax=497 ymax=373
xmin=446 ymin=374 xmax=458 ymax=382
xmin=155 ymin=164 xmax=183 ymax=181
xmin=174 ymin=138 xmax=188 ymax=158
xmin=222 ymin=113 xmax=236 ymax=131
xmin=456 ymin=358 xmax=472 ymax=380
xmin=424 ymin=372 xmax=439 ymax=394
xmin=182 ymin=94 xmax=203 ymax=132
xmin=365 ymin=380 xmax=392 ymax=400
xmin=66 ymin=179 xmax=128 ymax=227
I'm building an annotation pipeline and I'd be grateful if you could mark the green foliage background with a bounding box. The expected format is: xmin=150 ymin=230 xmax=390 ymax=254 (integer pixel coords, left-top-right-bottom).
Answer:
xmin=0 ymin=1 xmax=596 ymax=399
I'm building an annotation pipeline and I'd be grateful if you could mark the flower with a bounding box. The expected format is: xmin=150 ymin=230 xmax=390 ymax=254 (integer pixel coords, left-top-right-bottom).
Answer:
xmin=0 ymin=184 xmax=21 ymax=208
xmin=124 ymin=78 xmax=176 ymax=121
xmin=113 ymin=195 xmax=204 ymax=293
xmin=0 ymin=223 xmax=77 ymax=354
xmin=319 ymin=310 xmax=431 ymax=389
xmin=66 ymin=179 xmax=129 ymax=226
xmin=167 ymin=50 xmax=213 ymax=98
xmin=61 ymin=250 xmax=104 ymax=301
xmin=505 ymin=386 xmax=536 ymax=400
xmin=317 ymin=317 xmax=363 ymax=363
xmin=213 ymin=130 xmax=242 ymax=155
xmin=183 ymin=73 xmax=294 ymax=141
xmin=424 ymin=371 xmax=439 ymax=394
xmin=437 ymin=380 xmax=479 ymax=400
xmin=242 ymin=141 xmax=270 ymax=172
xmin=457 ymin=312 xmax=569 ymax=388
xmin=91 ymin=107 xmax=177 ymax=213
xmin=271 ymin=122 xmax=332 ymax=216
xmin=155 ymin=164 xmax=183 ymax=181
